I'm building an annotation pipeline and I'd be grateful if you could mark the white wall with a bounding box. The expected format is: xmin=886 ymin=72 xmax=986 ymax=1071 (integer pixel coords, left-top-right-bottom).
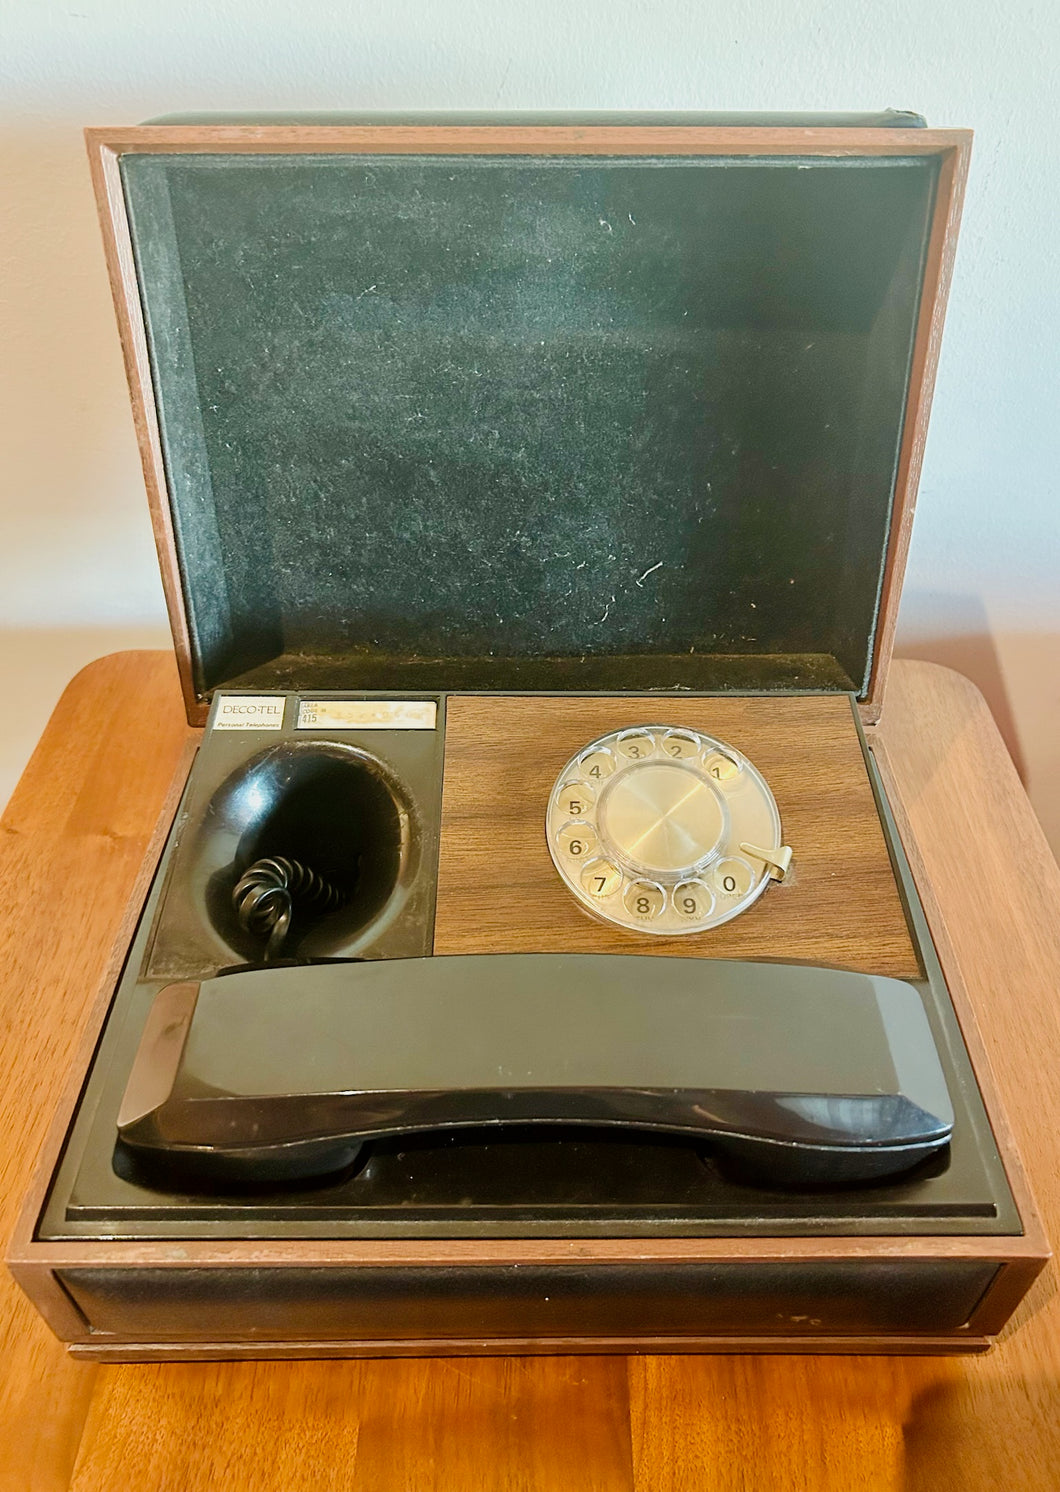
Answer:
xmin=1 ymin=0 xmax=1058 ymax=850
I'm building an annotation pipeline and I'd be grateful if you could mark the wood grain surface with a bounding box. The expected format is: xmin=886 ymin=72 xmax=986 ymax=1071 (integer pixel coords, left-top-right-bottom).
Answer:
xmin=0 ymin=652 xmax=193 ymax=1492
xmin=1 ymin=656 xmax=1058 ymax=1490
xmin=864 ymin=138 xmax=970 ymax=719
xmin=436 ymin=694 xmax=920 ymax=977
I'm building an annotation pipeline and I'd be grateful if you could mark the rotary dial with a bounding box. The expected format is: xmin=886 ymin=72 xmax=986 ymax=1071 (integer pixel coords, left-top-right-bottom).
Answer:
xmin=546 ymin=725 xmax=792 ymax=936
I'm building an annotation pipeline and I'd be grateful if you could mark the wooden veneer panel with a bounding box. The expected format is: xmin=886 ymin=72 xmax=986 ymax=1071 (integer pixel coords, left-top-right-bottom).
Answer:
xmin=434 ymin=694 xmax=920 ymax=978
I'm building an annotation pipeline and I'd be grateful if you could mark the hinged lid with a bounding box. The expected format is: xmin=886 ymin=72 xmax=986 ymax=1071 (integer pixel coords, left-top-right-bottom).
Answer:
xmin=88 ymin=116 xmax=970 ymax=724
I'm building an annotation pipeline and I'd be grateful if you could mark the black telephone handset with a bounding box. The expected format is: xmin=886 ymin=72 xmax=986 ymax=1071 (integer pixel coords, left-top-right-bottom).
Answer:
xmin=117 ymin=954 xmax=952 ymax=1189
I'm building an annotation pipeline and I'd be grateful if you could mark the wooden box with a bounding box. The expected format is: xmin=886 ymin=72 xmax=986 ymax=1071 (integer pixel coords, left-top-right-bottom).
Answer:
xmin=8 ymin=114 xmax=1049 ymax=1359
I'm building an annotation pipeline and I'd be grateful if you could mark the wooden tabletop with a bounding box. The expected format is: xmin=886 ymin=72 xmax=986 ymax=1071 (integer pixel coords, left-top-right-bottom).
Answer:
xmin=1 ymin=653 xmax=1057 ymax=1491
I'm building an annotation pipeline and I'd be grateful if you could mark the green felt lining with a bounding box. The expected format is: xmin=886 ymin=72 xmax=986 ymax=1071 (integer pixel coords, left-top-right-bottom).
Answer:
xmin=122 ymin=150 xmax=938 ymax=701
xmin=219 ymin=651 xmax=856 ymax=696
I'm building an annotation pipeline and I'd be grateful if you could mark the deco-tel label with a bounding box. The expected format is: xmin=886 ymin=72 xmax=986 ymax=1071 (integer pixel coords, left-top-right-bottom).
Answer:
xmin=213 ymin=695 xmax=286 ymax=730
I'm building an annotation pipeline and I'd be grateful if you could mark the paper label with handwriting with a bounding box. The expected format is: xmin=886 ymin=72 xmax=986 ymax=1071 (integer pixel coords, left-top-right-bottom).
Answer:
xmin=297 ymin=699 xmax=437 ymax=731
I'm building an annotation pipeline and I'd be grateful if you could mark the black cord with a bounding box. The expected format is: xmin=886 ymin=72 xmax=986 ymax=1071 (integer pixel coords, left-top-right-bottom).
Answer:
xmin=232 ymin=856 xmax=346 ymax=960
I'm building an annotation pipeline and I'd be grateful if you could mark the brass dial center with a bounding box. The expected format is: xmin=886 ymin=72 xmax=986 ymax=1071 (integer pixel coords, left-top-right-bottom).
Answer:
xmin=546 ymin=724 xmax=790 ymax=937
xmin=599 ymin=762 xmax=725 ymax=874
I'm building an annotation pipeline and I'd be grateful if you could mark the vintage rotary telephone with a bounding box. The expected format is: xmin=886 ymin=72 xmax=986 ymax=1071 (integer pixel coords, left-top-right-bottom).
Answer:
xmin=116 ymin=712 xmax=953 ymax=1192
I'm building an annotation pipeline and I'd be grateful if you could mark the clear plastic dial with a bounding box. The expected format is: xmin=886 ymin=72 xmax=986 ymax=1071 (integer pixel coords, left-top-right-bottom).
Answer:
xmin=546 ymin=724 xmax=788 ymax=936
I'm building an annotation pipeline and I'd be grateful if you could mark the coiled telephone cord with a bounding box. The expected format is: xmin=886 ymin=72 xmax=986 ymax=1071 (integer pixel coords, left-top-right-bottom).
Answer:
xmin=232 ymin=856 xmax=346 ymax=960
